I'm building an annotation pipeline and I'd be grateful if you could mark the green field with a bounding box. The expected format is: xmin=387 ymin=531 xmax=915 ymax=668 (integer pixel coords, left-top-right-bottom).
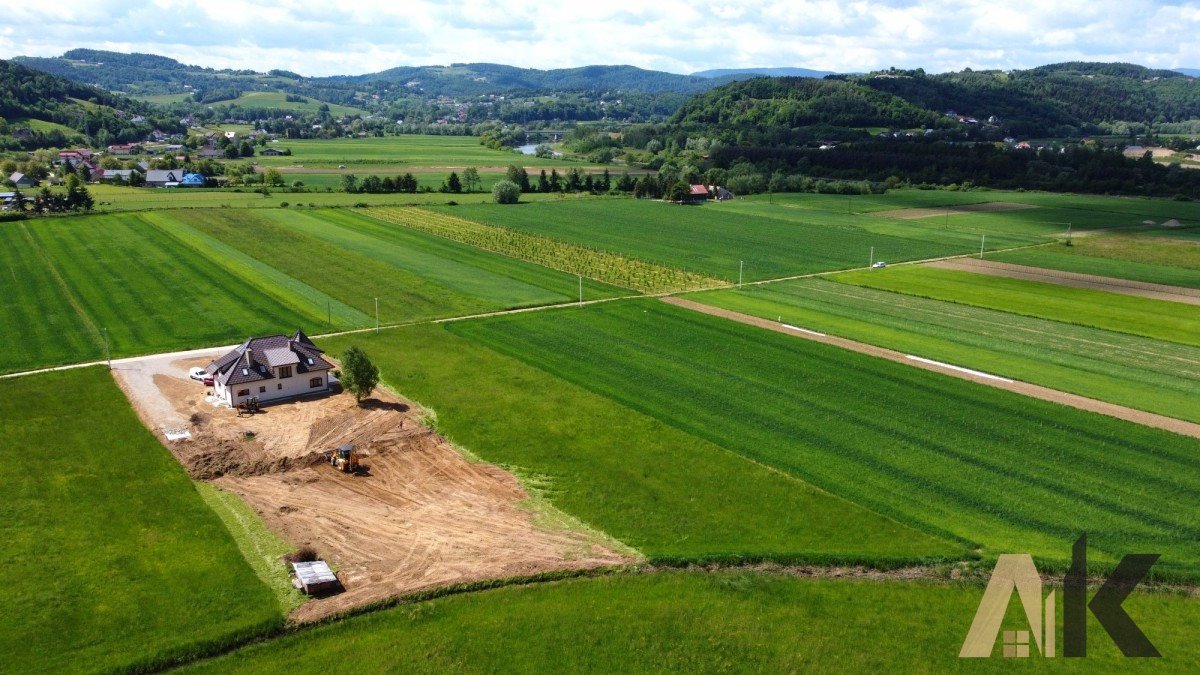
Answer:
xmin=253 ymin=135 xmax=588 ymax=169
xmin=205 ymin=90 xmax=365 ymax=115
xmin=992 ymin=246 xmax=1200 ymax=289
xmin=438 ymin=198 xmax=1054 ymax=283
xmin=691 ymin=278 xmax=1200 ymax=424
xmin=0 ymin=368 xmax=282 ymax=673
xmin=0 ymin=209 xmax=625 ymax=373
xmin=834 ymin=266 xmax=1200 ymax=347
xmin=187 ymin=572 xmax=1200 ymax=672
xmin=322 ymin=324 xmax=955 ymax=563
xmin=443 ymin=301 xmax=1200 ymax=574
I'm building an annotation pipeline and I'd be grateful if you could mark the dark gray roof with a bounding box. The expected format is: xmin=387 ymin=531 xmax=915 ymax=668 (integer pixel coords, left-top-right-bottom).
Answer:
xmin=208 ymin=333 xmax=332 ymax=387
xmin=146 ymin=169 xmax=185 ymax=183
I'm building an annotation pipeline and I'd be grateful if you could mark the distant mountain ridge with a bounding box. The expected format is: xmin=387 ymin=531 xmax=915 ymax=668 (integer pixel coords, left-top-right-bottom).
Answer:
xmin=690 ymin=67 xmax=836 ymax=79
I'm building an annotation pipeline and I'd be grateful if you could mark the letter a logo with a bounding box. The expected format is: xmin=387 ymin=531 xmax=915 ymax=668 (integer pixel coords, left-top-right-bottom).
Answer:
xmin=960 ymin=554 xmax=1056 ymax=658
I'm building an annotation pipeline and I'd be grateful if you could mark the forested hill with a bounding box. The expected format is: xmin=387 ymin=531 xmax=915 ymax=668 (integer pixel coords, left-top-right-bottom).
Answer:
xmin=673 ymin=63 xmax=1200 ymax=138
xmin=13 ymin=50 xmax=768 ymax=102
xmin=0 ymin=59 xmax=172 ymax=149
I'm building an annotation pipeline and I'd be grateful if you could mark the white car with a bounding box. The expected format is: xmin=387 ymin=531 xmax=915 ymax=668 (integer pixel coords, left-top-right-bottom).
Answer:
xmin=871 ymin=261 xmax=887 ymax=269
xmin=188 ymin=367 xmax=208 ymax=381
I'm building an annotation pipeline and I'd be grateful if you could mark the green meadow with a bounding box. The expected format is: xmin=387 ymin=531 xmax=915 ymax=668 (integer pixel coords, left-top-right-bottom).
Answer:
xmin=0 ymin=368 xmax=282 ymax=673
xmin=0 ymin=209 xmax=625 ymax=373
xmin=253 ymin=134 xmax=587 ymax=169
xmin=691 ymin=278 xmax=1200 ymax=423
xmin=834 ymin=266 xmax=1200 ymax=347
xmin=447 ymin=301 xmax=1200 ymax=574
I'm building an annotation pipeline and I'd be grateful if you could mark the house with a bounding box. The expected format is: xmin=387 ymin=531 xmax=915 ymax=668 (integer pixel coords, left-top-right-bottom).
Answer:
xmin=180 ymin=173 xmax=205 ymax=187
xmin=9 ymin=172 xmax=35 ymax=188
xmin=145 ymin=169 xmax=188 ymax=187
xmin=207 ymin=330 xmax=334 ymax=408
xmin=196 ymin=145 xmax=223 ymax=159
xmin=685 ymin=184 xmax=711 ymax=203
xmin=260 ymin=147 xmax=286 ymax=156
xmin=709 ymin=185 xmax=735 ymax=201
xmin=99 ymin=169 xmax=137 ymax=183
xmin=107 ymin=143 xmax=141 ymax=155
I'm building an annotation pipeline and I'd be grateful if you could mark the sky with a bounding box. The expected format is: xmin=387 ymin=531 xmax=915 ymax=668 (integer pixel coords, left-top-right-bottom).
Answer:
xmin=2 ymin=0 xmax=1199 ymax=77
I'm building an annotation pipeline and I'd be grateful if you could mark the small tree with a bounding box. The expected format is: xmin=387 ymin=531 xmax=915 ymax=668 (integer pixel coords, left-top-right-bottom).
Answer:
xmin=341 ymin=174 xmax=359 ymax=193
xmin=263 ymin=168 xmax=284 ymax=187
xmin=492 ymin=179 xmax=521 ymax=204
xmin=339 ymin=346 xmax=379 ymax=405
xmin=461 ymin=166 xmax=480 ymax=193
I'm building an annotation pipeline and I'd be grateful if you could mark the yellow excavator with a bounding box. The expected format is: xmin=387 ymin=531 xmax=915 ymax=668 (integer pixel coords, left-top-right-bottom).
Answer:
xmin=329 ymin=444 xmax=361 ymax=473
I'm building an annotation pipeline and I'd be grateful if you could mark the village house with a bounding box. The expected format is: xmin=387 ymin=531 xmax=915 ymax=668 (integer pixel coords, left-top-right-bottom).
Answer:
xmin=196 ymin=145 xmax=223 ymax=159
xmin=107 ymin=143 xmax=142 ymax=155
xmin=9 ymin=172 xmax=36 ymax=188
xmin=99 ymin=169 xmax=137 ymax=183
xmin=145 ymin=169 xmax=204 ymax=187
xmin=207 ymin=331 xmax=334 ymax=408
xmin=260 ymin=147 xmax=286 ymax=156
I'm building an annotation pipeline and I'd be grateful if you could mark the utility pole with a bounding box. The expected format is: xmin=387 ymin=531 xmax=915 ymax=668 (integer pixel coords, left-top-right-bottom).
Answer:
xmin=578 ymin=274 xmax=583 ymax=307
xmin=102 ymin=327 xmax=110 ymax=368
xmin=980 ymin=234 xmax=986 ymax=259
xmin=945 ymin=207 xmax=950 ymax=228
xmin=869 ymin=246 xmax=874 ymax=267
xmin=1066 ymin=223 xmax=1073 ymax=245
xmin=848 ymin=196 xmax=852 ymax=215
xmin=739 ymin=260 xmax=744 ymax=288
xmin=327 ymin=300 xmax=331 ymax=331
xmin=374 ymin=297 xmax=379 ymax=333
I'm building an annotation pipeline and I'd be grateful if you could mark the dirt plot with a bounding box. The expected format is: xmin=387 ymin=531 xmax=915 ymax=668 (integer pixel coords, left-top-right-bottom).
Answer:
xmin=874 ymin=202 xmax=1038 ymax=220
xmin=114 ymin=351 xmax=633 ymax=623
xmin=928 ymin=257 xmax=1200 ymax=306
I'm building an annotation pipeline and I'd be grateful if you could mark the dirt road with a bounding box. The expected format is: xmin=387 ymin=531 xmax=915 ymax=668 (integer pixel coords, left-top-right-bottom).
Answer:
xmin=663 ymin=296 xmax=1200 ymax=440
xmin=927 ymin=257 xmax=1200 ymax=306
xmin=116 ymin=352 xmax=635 ymax=623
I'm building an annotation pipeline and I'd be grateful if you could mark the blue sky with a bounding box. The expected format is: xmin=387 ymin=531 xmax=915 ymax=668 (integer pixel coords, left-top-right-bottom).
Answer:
xmin=2 ymin=1 xmax=1198 ymax=76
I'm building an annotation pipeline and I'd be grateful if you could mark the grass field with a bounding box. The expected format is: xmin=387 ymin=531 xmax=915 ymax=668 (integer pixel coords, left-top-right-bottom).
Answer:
xmin=186 ymin=572 xmax=1200 ymax=672
xmin=322 ymin=324 xmax=956 ymax=563
xmin=447 ymin=301 xmax=1200 ymax=575
xmin=0 ymin=368 xmax=282 ymax=673
xmin=992 ymin=246 xmax=1200 ymax=289
xmin=0 ymin=209 xmax=626 ymax=374
xmin=691 ymin=278 xmax=1200 ymax=424
xmin=368 ymin=207 xmax=720 ymax=293
xmin=438 ymin=198 xmax=1054 ymax=283
xmin=204 ymin=90 xmax=365 ymax=116
xmin=834 ymin=266 xmax=1200 ymax=347
xmin=253 ymin=135 xmax=587 ymax=169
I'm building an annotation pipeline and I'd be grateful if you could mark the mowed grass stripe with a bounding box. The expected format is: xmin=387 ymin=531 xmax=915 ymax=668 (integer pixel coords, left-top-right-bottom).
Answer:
xmin=450 ymin=301 xmax=1200 ymax=574
xmin=278 ymin=209 xmax=624 ymax=307
xmin=369 ymin=206 xmax=721 ymax=293
xmin=833 ymin=266 xmax=1200 ymax=347
xmin=145 ymin=211 xmax=369 ymax=329
xmin=21 ymin=214 xmax=319 ymax=356
xmin=0 ymin=225 xmax=103 ymax=372
xmin=322 ymin=324 xmax=957 ymax=562
xmin=691 ymin=278 xmax=1200 ymax=423
xmin=0 ymin=368 xmax=282 ymax=673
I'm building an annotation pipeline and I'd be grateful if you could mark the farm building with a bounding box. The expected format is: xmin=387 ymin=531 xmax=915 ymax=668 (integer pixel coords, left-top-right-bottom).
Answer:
xmin=207 ymin=330 xmax=333 ymax=408
xmin=260 ymin=147 xmax=286 ymax=156
xmin=100 ymin=169 xmax=138 ymax=183
xmin=8 ymin=172 xmax=35 ymax=188
xmin=107 ymin=143 xmax=141 ymax=155
xmin=684 ymin=184 xmax=711 ymax=203
xmin=196 ymin=145 xmax=223 ymax=159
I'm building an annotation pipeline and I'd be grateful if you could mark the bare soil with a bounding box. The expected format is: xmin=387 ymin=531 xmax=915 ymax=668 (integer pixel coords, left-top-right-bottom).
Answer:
xmin=114 ymin=351 xmax=634 ymax=623
xmin=874 ymin=202 xmax=1037 ymax=220
xmin=663 ymin=296 xmax=1200 ymax=440
xmin=928 ymin=257 xmax=1200 ymax=306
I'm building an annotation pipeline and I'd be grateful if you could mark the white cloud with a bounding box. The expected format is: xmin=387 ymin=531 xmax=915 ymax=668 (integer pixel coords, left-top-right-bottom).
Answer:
xmin=1 ymin=0 xmax=1199 ymax=75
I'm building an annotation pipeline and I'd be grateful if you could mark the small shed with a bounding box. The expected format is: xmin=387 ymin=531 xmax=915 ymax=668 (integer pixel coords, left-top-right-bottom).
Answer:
xmin=292 ymin=560 xmax=340 ymax=595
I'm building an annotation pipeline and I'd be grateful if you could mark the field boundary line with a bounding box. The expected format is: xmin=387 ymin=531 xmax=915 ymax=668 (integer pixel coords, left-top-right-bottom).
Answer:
xmin=663 ymin=296 xmax=1200 ymax=440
